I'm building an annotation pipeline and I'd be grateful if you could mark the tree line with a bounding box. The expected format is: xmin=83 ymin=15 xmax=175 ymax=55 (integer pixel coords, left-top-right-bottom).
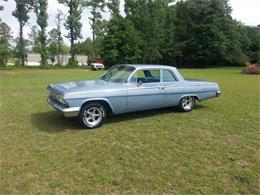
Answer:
xmin=0 ymin=0 xmax=259 ymax=67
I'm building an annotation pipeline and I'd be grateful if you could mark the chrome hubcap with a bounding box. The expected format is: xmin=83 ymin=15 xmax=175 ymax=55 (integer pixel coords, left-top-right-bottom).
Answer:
xmin=181 ymin=96 xmax=193 ymax=111
xmin=83 ymin=107 xmax=103 ymax=127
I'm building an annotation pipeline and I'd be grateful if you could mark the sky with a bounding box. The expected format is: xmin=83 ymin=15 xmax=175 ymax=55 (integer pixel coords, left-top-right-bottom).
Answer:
xmin=1 ymin=0 xmax=260 ymax=44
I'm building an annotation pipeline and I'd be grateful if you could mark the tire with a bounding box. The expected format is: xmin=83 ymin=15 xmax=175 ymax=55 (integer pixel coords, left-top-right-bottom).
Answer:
xmin=78 ymin=103 xmax=106 ymax=129
xmin=178 ymin=96 xmax=195 ymax=112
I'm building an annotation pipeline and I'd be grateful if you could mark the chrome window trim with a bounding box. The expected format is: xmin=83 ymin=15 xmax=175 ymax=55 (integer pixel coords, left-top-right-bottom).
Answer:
xmin=161 ymin=68 xmax=179 ymax=82
xmin=127 ymin=68 xmax=162 ymax=84
xmin=98 ymin=64 xmax=136 ymax=82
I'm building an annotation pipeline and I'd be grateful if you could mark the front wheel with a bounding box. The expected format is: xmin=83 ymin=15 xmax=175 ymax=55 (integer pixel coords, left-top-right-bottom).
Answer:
xmin=79 ymin=103 xmax=106 ymax=129
xmin=178 ymin=96 xmax=195 ymax=112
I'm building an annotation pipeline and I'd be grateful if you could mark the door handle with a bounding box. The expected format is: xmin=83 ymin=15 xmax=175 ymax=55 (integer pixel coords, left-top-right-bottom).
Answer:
xmin=158 ymin=86 xmax=165 ymax=90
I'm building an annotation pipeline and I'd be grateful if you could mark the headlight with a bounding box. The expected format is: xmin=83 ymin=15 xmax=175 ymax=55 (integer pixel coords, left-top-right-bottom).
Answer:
xmin=58 ymin=95 xmax=66 ymax=105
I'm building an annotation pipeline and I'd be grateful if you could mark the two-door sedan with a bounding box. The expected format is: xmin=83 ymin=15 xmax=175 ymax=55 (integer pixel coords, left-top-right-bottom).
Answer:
xmin=47 ymin=64 xmax=221 ymax=129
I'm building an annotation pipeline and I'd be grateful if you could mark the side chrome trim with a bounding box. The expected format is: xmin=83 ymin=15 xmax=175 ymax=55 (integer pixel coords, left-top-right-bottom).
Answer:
xmin=48 ymin=97 xmax=80 ymax=117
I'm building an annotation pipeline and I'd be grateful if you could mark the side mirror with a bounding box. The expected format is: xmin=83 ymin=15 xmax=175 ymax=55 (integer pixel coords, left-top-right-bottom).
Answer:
xmin=137 ymin=80 xmax=143 ymax=87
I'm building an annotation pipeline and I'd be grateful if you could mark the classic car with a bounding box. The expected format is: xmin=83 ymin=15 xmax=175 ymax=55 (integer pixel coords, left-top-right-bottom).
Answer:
xmin=90 ymin=63 xmax=105 ymax=70
xmin=47 ymin=64 xmax=221 ymax=129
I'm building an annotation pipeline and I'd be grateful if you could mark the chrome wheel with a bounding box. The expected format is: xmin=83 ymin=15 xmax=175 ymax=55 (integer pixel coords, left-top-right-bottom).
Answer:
xmin=83 ymin=107 xmax=103 ymax=127
xmin=179 ymin=96 xmax=195 ymax=112
xmin=79 ymin=103 xmax=106 ymax=129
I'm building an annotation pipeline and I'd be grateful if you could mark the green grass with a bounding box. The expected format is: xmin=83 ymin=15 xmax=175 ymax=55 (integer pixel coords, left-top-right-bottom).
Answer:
xmin=0 ymin=68 xmax=259 ymax=194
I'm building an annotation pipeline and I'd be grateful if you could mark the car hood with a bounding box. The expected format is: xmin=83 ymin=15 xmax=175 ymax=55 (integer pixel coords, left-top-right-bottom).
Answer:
xmin=48 ymin=79 xmax=123 ymax=95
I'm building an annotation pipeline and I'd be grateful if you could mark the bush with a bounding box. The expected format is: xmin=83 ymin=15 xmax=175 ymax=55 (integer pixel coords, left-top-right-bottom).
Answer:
xmin=241 ymin=61 xmax=260 ymax=74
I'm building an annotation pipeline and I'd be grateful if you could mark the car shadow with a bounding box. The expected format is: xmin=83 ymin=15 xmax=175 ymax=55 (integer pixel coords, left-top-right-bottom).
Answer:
xmin=31 ymin=105 xmax=206 ymax=133
xmin=31 ymin=111 xmax=82 ymax=133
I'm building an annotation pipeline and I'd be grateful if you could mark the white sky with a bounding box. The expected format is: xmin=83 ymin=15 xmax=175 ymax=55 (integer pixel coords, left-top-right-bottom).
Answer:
xmin=1 ymin=0 xmax=259 ymax=44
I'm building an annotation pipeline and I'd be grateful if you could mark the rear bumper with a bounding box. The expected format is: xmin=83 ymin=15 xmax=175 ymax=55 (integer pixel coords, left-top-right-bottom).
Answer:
xmin=216 ymin=90 xmax=221 ymax=97
xmin=47 ymin=97 xmax=80 ymax=117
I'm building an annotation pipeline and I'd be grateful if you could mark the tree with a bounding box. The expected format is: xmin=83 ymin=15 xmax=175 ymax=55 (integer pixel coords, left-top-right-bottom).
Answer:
xmin=56 ymin=10 xmax=64 ymax=64
xmin=47 ymin=10 xmax=65 ymax=64
xmin=84 ymin=0 xmax=105 ymax=61
xmin=28 ymin=25 xmax=40 ymax=52
xmin=35 ymin=0 xmax=48 ymax=66
xmin=244 ymin=25 xmax=260 ymax=63
xmin=171 ymin=0 xmax=247 ymax=67
xmin=59 ymin=0 xmax=83 ymax=64
xmin=0 ymin=22 xmax=12 ymax=65
xmin=13 ymin=36 xmax=30 ymax=65
xmin=107 ymin=0 xmax=120 ymax=18
xmin=75 ymin=38 xmax=93 ymax=56
xmin=12 ymin=0 xmax=32 ymax=66
xmin=160 ymin=4 xmax=176 ymax=65
xmin=48 ymin=28 xmax=59 ymax=62
xmin=125 ymin=0 xmax=169 ymax=64
xmin=102 ymin=16 xmax=141 ymax=66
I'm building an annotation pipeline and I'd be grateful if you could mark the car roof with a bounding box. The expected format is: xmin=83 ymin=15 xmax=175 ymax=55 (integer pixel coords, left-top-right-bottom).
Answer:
xmin=118 ymin=64 xmax=176 ymax=70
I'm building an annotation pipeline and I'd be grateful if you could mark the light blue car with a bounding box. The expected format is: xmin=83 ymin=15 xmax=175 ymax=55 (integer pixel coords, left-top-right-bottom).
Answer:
xmin=47 ymin=64 xmax=221 ymax=129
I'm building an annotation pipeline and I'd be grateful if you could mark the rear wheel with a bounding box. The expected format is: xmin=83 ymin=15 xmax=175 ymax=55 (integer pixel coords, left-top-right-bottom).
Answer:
xmin=178 ymin=96 xmax=195 ymax=112
xmin=79 ymin=103 xmax=106 ymax=129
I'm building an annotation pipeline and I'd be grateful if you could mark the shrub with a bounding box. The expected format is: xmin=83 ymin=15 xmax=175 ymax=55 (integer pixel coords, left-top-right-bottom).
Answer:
xmin=241 ymin=61 xmax=260 ymax=74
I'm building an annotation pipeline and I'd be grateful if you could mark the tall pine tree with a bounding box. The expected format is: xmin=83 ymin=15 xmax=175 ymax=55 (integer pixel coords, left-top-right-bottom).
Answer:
xmin=12 ymin=0 xmax=32 ymax=65
xmin=35 ymin=0 xmax=48 ymax=66
xmin=84 ymin=0 xmax=105 ymax=61
xmin=59 ymin=0 xmax=83 ymax=64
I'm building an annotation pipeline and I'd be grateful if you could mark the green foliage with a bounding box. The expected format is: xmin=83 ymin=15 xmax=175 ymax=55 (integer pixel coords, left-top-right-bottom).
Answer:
xmin=48 ymin=28 xmax=60 ymax=57
xmin=244 ymin=25 xmax=260 ymax=63
xmin=121 ymin=0 xmax=258 ymax=67
xmin=165 ymin=0 xmax=249 ymax=67
xmin=75 ymin=38 xmax=93 ymax=56
xmin=13 ymin=37 xmax=30 ymax=66
xmin=59 ymin=0 xmax=83 ymax=63
xmin=35 ymin=0 xmax=48 ymax=66
xmin=48 ymin=28 xmax=69 ymax=65
xmin=102 ymin=16 xmax=141 ymax=66
xmin=3 ymin=0 xmax=259 ymax=67
xmin=84 ymin=0 xmax=106 ymax=60
xmin=28 ymin=25 xmax=40 ymax=53
xmin=125 ymin=0 xmax=168 ymax=63
xmin=12 ymin=0 xmax=32 ymax=66
xmin=57 ymin=10 xmax=64 ymax=64
xmin=107 ymin=0 xmax=120 ymax=17
xmin=161 ymin=5 xmax=176 ymax=66
xmin=51 ymin=9 xmax=65 ymax=65
xmin=0 ymin=22 xmax=12 ymax=66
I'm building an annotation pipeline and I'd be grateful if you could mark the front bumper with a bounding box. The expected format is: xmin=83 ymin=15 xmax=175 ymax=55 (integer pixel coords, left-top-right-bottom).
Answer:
xmin=216 ymin=90 xmax=221 ymax=97
xmin=47 ymin=97 xmax=80 ymax=117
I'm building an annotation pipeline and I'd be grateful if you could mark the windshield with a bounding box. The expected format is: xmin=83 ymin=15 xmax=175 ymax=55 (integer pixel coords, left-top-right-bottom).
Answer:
xmin=99 ymin=65 xmax=135 ymax=83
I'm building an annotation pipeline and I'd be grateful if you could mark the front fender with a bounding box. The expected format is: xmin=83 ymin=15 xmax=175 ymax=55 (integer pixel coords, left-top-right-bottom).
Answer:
xmin=80 ymin=98 xmax=115 ymax=113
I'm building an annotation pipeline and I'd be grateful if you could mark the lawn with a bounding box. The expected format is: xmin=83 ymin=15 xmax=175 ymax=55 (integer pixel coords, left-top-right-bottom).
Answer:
xmin=0 ymin=68 xmax=259 ymax=194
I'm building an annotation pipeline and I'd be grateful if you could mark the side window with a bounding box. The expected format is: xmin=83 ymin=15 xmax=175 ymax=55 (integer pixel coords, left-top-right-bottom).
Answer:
xmin=131 ymin=69 xmax=161 ymax=83
xmin=163 ymin=70 xmax=177 ymax=82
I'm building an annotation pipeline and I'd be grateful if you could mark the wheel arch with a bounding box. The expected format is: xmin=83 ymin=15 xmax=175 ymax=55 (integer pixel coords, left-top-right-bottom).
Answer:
xmin=179 ymin=94 xmax=201 ymax=102
xmin=80 ymin=98 xmax=114 ymax=114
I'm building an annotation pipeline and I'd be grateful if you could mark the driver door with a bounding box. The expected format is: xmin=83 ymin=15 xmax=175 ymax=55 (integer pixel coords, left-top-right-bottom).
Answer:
xmin=126 ymin=69 xmax=165 ymax=112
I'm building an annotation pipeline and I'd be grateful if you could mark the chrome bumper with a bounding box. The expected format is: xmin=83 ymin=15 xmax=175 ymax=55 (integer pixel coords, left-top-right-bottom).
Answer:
xmin=47 ymin=97 xmax=80 ymax=117
xmin=216 ymin=90 xmax=221 ymax=97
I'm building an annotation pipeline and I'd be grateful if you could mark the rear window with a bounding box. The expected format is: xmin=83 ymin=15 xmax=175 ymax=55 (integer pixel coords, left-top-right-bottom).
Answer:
xmin=162 ymin=70 xmax=177 ymax=82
